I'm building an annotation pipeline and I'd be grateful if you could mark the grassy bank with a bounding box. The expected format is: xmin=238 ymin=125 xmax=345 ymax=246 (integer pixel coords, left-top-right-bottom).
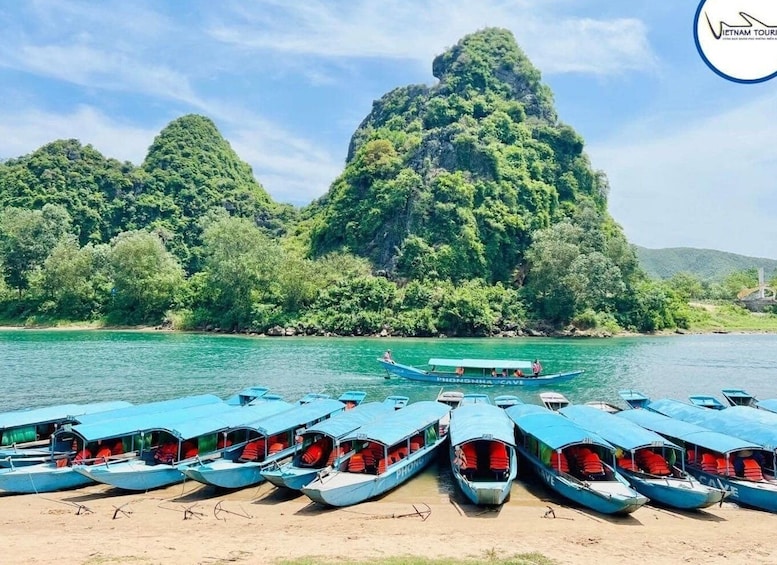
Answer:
xmin=686 ymin=302 xmax=777 ymax=333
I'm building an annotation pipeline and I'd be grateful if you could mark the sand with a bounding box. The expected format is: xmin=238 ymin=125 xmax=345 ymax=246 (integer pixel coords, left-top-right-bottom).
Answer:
xmin=3 ymin=468 xmax=777 ymax=565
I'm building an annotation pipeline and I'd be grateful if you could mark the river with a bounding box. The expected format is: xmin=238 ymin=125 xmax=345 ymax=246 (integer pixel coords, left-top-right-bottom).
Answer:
xmin=1 ymin=330 xmax=775 ymax=411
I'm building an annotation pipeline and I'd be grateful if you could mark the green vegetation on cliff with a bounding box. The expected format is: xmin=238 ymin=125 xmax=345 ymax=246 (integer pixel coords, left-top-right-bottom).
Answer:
xmin=2 ymin=29 xmax=763 ymax=335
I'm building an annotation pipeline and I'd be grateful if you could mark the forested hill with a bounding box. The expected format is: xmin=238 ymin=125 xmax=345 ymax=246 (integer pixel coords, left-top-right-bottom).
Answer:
xmin=304 ymin=28 xmax=625 ymax=285
xmin=636 ymin=246 xmax=777 ymax=280
xmin=0 ymin=115 xmax=286 ymax=271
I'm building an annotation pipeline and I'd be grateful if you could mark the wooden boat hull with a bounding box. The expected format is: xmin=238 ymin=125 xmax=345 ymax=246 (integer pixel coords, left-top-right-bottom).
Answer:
xmin=181 ymin=459 xmax=266 ymax=489
xmin=378 ymin=360 xmax=582 ymax=387
xmin=301 ymin=443 xmax=441 ymax=507
xmin=0 ymin=463 xmax=93 ymax=493
xmin=77 ymin=460 xmax=184 ymax=491
xmin=519 ymin=447 xmax=647 ymax=515
xmin=261 ymin=465 xmax=318 ymax=491
xmin=684 ymin=467 xmax=777 ymax=513
xmin=620 ymin=470 xmax=725 ymax=509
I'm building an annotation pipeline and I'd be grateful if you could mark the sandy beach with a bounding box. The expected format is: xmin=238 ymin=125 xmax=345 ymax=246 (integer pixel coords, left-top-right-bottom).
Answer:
xmin=3 ymin=465 xmax=777 ymax=565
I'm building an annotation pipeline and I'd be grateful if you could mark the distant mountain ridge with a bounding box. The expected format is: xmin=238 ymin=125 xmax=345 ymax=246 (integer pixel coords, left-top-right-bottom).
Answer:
xmin=635 ymin=246 xmax=777 ymax=280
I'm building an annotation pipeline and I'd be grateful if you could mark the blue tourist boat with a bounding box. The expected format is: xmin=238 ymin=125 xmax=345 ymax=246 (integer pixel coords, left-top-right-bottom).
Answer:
xmin=506 ymin=404 xmax=647 ymax=515
xmin=721 ymin=389 xmax=758 ymax=407
xmin=378 ymin=357 xmax=583 ymax=387
xmin=494 ymin=395 xmax=523 ymax=409
xmin=301 ymin=401 xmax=451 ymax=507
xmin=0 ymin=400 xmax=132 ymax=467
xmin=74 ymin=399 xmax=292 ymax=491
xmin=618 ymin=390 xmax=651 ymax=409
xmin=0 ymin=395 xmax=233 ymax=493
xmin=262 ymin=399 xmax=403 ymax=491
xmin=449 ymin=403 xmax=517 ymax=505
xmin=618 ymin=408 xmax=777 ymax=512
xmin=181 ymin=398 xmax=347 ymax=489
xmin=688 ymin=395 xmax=726 ymax=410
xmin=560 ymin=405 xmax=724 ymax=509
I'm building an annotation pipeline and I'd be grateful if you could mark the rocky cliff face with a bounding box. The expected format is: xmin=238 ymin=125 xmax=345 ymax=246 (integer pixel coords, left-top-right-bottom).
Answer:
xmin=308 ymin=28 xmax=608 ymax=283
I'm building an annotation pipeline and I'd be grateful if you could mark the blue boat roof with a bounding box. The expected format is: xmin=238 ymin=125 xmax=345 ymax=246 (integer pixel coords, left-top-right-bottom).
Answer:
xmin=338 ymin=391 xmax=367 ymax=404
xmin=165 ymin=400 xmax=294 ymax=440
xmin=649 ymin=399 xmax=777 ymax=452
xmin=253 ymin=399 xmax=345 ymax=436
xmin=688 ymin=395 xmax=725 ymax=409
xmin=560 ymin=405 xmax=680 ymax=452
xmin=428 ymin=358 xmax=533 ymax=370
xmin=302 ymin=402 xmax=396 ymax=439
xmin=506 ymin=404 xmax=614 ymax=451
xmin=460 ymin=394 xmax=492 ymax=405
xmin=756 ymin=399 xmax=777 ymax=412
xmin=72 ymin=401 xmax=237 ymax=442
xmin=617 ymin=408 xmax=760 ymax=454
xmin=344 ymin=401 xmax=450 ymax=446
xmin=0 ymin=401 xmax=131 ymax=430
xmin=75 ymin=394 xmax=223 ymax=426
xmin=449 ymin=404 xmax=515 ymax=446
xmin=225 ymin=387 xmax=269 ymax=406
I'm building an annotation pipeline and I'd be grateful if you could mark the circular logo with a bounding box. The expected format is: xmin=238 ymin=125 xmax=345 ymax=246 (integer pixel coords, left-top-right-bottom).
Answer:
xmin=694 ymin=0 xmax=777 ymax=83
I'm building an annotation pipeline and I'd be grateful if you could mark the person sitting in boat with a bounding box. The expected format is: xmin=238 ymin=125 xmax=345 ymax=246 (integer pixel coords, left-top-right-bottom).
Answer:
xmin=513 ymin=368 xmax=524 ymax=377
xmin=490 ymin=368 xmax=497 ymax=377
xmin=382 ymin=349 xmax=394 ymax=364
xmin=501 ymin=369 xmax=509 ymax=377
xmin=532 ymin=359 xmax=543 ymax=377
xmin=453 ymin=446 xmax=467 ymax=470
xmin=455 ymin=366 xmax=464 ymax=376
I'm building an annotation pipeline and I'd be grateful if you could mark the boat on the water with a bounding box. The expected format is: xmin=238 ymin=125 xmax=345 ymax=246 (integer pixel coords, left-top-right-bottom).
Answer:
xmin=585 ymin=401 xmax=621 ymax=414
xmin=721 ymin=389 xmax=758 ymax=408
xmin=449 ymin=403 xmax=517 ymax=505
xmin=460 ymin=393 xmax=492 ymax=405
xmin=618 ymin=390 xmax=651 ymax=409
xmin=0 ymin=400 xmax=132 ymax=467
xmin=494 ymin=395 xmax=523 ymax=409
xmin=435 ymin=390 xmax=464 ymax=435
xmin=618 ymin=407 xmax=777 ymax=513
xmin=0 ymin=395 xmax=234 ymax=494
xmin=76 ymin=397 xmax=293 ymax=491
xmin=560 ymin=405 xmax=725 ymax=509
xmin=301 ymin=401 xmax=451 ymax=507
xmin=688 ymin=395 xmax=726 ymax=410
xmin=506 ymin=404 xmax=647 ymax=515
xmin=181 ymin=398 xmax=348 ymax=489
xmin=539 ymin=392 xmax=570 ymax=411
xmin=262 ymin=398 xmax=405 ymax=491
xmin=378 ymin=357 xmax=583 ymax=387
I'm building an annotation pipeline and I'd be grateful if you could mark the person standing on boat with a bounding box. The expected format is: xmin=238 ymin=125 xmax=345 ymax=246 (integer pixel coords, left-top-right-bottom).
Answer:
xmin=532 ymin=359 xmax=543 ymax=377
xmin=383 ymin=349 xmax=394 ymax=364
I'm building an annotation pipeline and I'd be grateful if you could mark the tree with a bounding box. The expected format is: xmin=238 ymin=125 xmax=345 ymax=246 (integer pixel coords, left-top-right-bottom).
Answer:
xmin=108 ymin=230 xmax=184 ymax=324
xmin=0 ymin=204 xmax=72 ymax=296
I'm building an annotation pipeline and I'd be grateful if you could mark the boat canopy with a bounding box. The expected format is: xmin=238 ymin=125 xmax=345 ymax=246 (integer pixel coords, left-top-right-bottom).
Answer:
xmin=506 ymin=404 xmax=614 ymax=451
xmin=0 ymin=401 xmax=132 ymax=431
xmin=343 ymin=401 xmax=450 ymax=446
xmin=226 ymin=387 xmax=269 ymax=406
xmin=164 ymin=400 xmax=293 ymax=440
xmin=460 ymin=393 xmax=492 ymax=405
xmin=449 ymin=404 xmax=515 ymax=446
xmin=756 ymin=399 xmax=777 ymax=412
xmin=428 ymin=358 xmax=533 ymax=370
xmin=687 ymin=395 xmax=725 ymax=409
xmin=649 ymin=399 xmax=777 ymax=452
xmin=301 ymin=402 xmax=395 ymax=439
xmin=75 ymin=394 xmax=223 ymax=426
xmin=560 ymin=405 xmax=680 ymax=452
xmin=253 ymin=399 xmax=345 ymax=437
xmin=70 ymin=401 xmax=237 ymax=442
xmin=618 ymin=408 xmax=760 ymax=454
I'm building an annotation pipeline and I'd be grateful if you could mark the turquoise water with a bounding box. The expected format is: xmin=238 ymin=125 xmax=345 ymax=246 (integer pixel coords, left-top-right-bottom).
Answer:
xmin=1 ymin=330 xmax=776 ymax=411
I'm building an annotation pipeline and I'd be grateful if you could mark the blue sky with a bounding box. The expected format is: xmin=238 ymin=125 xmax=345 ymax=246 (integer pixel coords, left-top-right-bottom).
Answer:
xmin=1 ymin=0 xmax=775 ymax=259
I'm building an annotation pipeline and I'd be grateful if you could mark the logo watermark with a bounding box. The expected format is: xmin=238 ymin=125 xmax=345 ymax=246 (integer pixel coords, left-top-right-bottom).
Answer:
xmin=694 ymin=0 xmax=777 ymax=82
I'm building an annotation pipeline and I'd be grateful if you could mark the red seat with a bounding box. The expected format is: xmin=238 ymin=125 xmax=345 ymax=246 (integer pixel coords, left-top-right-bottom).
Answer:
xmin=743 ymin=458 xmax=764 ymax=481
xmin=268 ymin=442 xmax=285 ymax=455
xmin=301 ymin=442 xmax=324 ymax=466
xmin=95 ymin=447 xmax=112 ymax=462
xmin=239 ymin=439 xmax=265 ymax=462
xmin=489 ymin=443 xmax=509 ymax=473
xmin=550 ymin=452 xmax=569 ymax=473
xmin=716 ymin=457 xmax=735 ymax=476
xmin=111 ymin=440 xmax=124 ymax=455
xmin=348 ymin=453 xmax=365 ymax=472
xmin=617 ymin=457 xmax=640 ymax=472
xmin=581 ymin=452 xmax=604 ymax=475
xmin=700 ymin=453 xmax=718 ymax=474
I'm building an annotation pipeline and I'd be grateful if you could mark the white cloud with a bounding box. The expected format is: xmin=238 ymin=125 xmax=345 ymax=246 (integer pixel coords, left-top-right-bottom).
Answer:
xmin=0 ymin=106 xmax=156 ymax=164
xmin=589 ymin=92 xmax=777 ymax=259
xmin=209 ymin=0 xmax=657 ymax=76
